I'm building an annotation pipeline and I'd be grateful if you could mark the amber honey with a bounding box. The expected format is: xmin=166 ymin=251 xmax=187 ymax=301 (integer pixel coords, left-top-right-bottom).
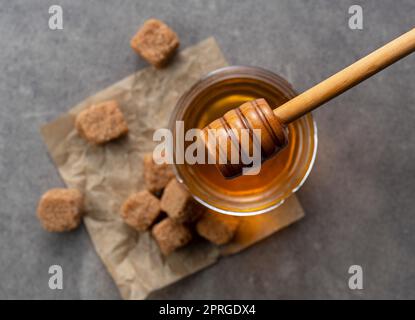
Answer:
xmin=170 ymin=66 xmax=317 ymax=215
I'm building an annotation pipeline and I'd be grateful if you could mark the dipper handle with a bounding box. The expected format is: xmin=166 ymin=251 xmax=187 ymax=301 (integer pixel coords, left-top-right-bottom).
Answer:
xmin=274 ymin=27 xmax=415 ymax=124
xmin=202 ymin=27 xmax=415 ymax=179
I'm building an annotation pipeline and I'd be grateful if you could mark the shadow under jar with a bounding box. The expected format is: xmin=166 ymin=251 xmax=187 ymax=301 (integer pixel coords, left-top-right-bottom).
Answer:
xmin=169 ymin=66 xmax=317 ymax=215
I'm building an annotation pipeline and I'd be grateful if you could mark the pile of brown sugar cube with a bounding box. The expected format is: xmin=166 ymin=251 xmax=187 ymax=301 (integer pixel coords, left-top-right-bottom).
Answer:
xmin=37 ymin=106 xmax=241 ymax=254
xmin=120 ymin=154 xmax=240 ymax=255
xmin=36 ymin=18 xmax=240 ymax=256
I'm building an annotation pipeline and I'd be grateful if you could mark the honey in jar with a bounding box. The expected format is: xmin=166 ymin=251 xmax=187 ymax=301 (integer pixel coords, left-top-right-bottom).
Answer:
xmin=169 ymin=66 xmax=317 ymax=215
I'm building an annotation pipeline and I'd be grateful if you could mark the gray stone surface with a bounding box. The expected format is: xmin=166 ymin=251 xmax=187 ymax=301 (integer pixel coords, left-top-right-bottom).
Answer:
xmin=1 ymin=0 xmax=414 ymax=299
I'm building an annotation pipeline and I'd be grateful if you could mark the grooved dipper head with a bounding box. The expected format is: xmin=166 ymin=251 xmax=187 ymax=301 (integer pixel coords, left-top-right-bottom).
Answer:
xmin=201 ymin=99 xmax=288 ymax=178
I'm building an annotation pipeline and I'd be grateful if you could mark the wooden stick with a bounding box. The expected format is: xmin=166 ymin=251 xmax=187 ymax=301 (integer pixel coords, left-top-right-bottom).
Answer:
xmin=203 ymin=27 xmax=415 ymax=178
xmin=274 ymin=27 xmax=415 ymax=124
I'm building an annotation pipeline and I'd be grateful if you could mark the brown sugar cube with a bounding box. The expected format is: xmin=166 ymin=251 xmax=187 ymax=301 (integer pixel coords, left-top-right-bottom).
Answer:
xmin=130 ymin=19 xmax=179 ymax=68
xmin=143 ymin=153 xmax=175 ymax=193
xmin=75 ymin=100 xmax=128 ymax=145
xmin=37 ymin=189 xmax=83 ymax=232
xmin=152 ymin=218 xmax=192 ymax=255
xmin=160 ymin=179 xmax=203 ymax=223
xmin=196 ymin=211 xmax=240 ymax=245
xmin=120 ymin=190 xmax=161 ymax=232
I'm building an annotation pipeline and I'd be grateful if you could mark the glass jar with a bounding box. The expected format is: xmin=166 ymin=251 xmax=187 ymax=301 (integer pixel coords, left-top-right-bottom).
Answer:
xmin=169 ymin=66 xmax=317 ymax=215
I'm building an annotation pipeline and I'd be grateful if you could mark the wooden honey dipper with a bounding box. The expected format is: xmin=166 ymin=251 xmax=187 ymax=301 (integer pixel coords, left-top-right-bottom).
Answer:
xmin=202 ymin=27 xmax=415 ymax=178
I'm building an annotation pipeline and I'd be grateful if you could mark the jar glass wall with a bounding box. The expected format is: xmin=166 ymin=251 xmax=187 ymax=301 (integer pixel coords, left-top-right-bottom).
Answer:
xmin=169 ymin=66 xmax=317 ymax=215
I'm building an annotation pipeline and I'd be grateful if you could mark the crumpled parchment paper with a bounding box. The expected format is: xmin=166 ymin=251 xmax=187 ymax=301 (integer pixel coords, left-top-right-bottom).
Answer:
xmin=40 ymin=38 xmax=304 ymax=300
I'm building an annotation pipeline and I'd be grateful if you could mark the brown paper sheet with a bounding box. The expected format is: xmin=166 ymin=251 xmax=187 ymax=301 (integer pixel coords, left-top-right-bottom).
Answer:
xmin=40 ymin=38 xmax=304 ymax=300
